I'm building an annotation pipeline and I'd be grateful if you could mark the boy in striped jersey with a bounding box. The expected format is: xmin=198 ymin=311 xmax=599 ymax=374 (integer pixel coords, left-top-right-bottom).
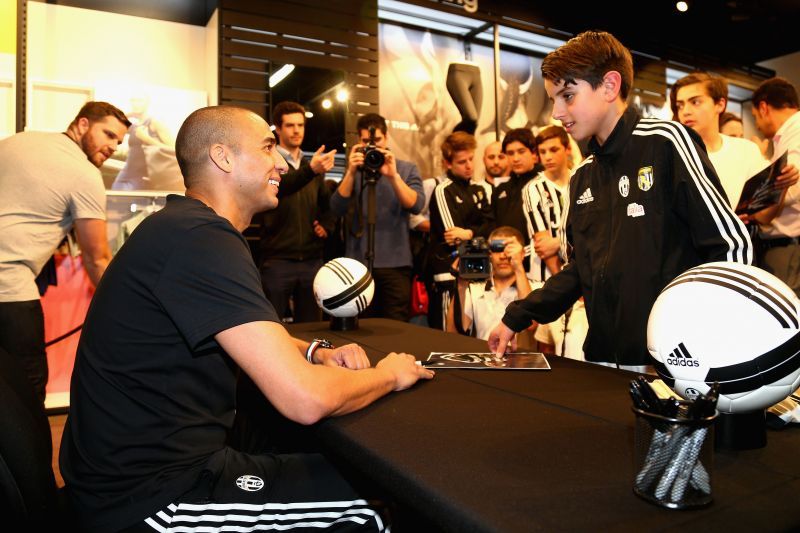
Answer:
xmin=521 ymin=125 xmax=588 ymax=359
xmin=523 ymin=125 xmax=572 ymax=283
xmin=490 ymin=31 xmax=752 ymax=370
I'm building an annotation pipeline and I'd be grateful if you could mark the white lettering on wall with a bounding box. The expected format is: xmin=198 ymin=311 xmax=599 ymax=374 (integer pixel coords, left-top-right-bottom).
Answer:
xmin=443 ymin=0 xmax=478 ymax=14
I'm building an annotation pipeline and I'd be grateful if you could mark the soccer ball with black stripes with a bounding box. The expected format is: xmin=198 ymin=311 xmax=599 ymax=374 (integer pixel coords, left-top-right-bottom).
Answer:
xmin=647 ymin=261 xmax=800 ymax=413
xmin=313 ymin=257 xmax=375 ymax=318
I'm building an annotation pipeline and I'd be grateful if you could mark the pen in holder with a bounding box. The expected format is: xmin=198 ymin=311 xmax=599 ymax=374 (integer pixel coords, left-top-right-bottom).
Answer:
xmin=632 ymin=402 xmax=717 ymax=509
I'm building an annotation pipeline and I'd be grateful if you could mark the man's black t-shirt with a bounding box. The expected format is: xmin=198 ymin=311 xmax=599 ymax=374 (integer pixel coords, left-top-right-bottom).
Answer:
xmin=60 ymin=195 xmax=279 ymax=532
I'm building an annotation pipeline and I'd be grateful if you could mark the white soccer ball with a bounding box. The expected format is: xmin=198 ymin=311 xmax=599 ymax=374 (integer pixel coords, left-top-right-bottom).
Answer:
xmin=647 ymin=261 xmax=800 ymax=414
xmin=313 ymin=257 xmax=374 ymax=318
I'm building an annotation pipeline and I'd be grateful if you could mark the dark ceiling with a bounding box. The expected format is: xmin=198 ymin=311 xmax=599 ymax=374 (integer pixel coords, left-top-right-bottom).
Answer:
xmin=34 ymin=0 xmax=800 ymax=67
xmin=488 ymin=0 xmax=800 ymax=67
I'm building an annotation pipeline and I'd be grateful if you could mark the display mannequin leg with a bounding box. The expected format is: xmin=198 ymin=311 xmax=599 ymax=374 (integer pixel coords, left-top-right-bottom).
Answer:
xmin=446 ymin=63 xmax=482 ymax=134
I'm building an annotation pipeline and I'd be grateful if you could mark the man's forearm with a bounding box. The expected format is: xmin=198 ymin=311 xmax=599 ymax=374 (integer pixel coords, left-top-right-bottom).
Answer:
xmin=544 ymin=255 xmax=562 ymax=277
xmin=514 ymin=269 xmax=533 ymax=299
xmin=337 ymin=170 xmax=356 ymax=198
xmin=503 ymin=263 xmax=581 ymax=331
xmin=389 ymin=174 xmax=419 ymax=209
xmin=83 ymin=254 xmax=110 ymax=287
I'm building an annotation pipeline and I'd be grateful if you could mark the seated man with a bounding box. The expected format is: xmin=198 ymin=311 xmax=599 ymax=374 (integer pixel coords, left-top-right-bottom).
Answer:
xmin=60 ymin=106 xmax=434 ymax=533
xmin=447 ymin=226 xmax=532 ymax=340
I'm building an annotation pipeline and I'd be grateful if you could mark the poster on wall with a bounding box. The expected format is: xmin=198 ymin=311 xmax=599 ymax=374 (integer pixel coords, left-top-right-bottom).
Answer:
xmin=378 ymin=23 xmax=553 ymax=180
xmin=93 ymin=83 xmax=207 ymax=192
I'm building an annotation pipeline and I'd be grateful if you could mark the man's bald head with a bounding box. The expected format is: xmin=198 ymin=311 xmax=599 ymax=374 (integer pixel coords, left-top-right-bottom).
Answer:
xmin=483 ymin=140 xmax=509 ymax=179
xmin=176 ymin=106 xmax=257 ymax=187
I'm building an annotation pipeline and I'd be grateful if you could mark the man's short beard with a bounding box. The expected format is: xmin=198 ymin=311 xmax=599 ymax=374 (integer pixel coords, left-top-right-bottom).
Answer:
xmin=81 ymin=137 xmax=103 ymax=168
xmin=487 ymin=167 xmax=505 ymax=178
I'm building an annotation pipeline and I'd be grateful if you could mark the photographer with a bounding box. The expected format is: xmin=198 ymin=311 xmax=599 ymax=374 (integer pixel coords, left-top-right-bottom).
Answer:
xmin=446 ymin=227 xmax=533 ymax=340
xmin=330 ymin=113 xmax=424 ymax=320
xmin=427 ymin=132 xmax=494 ymax=330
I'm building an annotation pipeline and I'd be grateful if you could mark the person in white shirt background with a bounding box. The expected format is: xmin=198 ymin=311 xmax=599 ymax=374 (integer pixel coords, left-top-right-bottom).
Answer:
xmin=750 ymin=77 xmax=800 ymax=295
xmin=447 ymin=226 xmax=532 ymax=341
xmin=671 ymin=72 xmax=770 ymax=209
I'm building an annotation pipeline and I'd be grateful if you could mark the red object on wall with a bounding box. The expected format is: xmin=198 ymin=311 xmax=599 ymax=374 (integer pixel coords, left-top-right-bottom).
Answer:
xmin=41 ymin=254 xmax=93 ymax=401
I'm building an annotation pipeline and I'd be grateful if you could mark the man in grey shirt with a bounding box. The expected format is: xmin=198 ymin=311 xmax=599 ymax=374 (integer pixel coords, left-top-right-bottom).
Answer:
xmin=330 ymin=113 xmax=424 ymax=321
xmin=0 ymin=101 xmax=129 ymax=402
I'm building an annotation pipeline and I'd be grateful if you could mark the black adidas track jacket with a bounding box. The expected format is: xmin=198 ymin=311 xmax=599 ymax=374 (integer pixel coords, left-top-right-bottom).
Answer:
xmin=502 ymin=108 xmax=753 ymax=366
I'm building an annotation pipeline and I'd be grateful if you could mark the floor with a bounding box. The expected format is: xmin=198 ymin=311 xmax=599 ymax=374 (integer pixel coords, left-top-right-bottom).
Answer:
xmin=49 ymin=413 xmax=67 ymax=488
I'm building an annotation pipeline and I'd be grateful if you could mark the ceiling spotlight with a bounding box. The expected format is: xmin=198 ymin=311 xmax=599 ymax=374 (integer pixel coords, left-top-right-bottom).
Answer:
xmin=269 ymin=64 xmax=295 ymax=88
xmin=304 ymin=111 xmax=314 ymax=119
xmin=676 ymin=1 xmax=689 ymax=12
xmin=336 ymin=88 xmax=349 ymax=102
xmin=321 ymin=99 xmax=332 ymax=109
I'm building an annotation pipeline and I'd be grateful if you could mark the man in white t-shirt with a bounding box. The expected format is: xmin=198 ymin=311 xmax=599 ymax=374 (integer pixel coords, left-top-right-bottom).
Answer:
xmin=671 ymin=72 xmax=769 ymax=209
xmin=447 ymin=226 xmax=532 ymax=340
xmin=751 ymin=77 xmax=800 ymax=295
xmin=0 ymin=101 xmax=129 ymax=402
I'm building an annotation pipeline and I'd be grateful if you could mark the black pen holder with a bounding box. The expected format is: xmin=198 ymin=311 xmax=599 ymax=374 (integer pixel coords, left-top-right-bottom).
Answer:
xmin=632 ymin=404 xmax=717 ymax=509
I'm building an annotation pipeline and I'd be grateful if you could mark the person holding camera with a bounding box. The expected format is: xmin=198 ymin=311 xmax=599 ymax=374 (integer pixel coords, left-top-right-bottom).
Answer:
xmin=426 ymin=132 xmax=494 ymax=330
xmin=446 ymin=226 xmax=532 ymax=340
xmin=330 ymin=113 xmax=424 ymax=321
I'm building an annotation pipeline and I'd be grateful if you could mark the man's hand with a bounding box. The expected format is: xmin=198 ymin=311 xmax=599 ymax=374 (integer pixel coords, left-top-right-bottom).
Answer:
xmin=376 ymin=352 xmax=435 ymax=391
xmin=488 ymin=322 xmax=517 ymax=358
xmin=379 ymin=148 xmax=399 ymax=179
xmin=313 ymin=220 xmax=328 ymax=239
xmin=533 ymin=233 xmax=560 ymax=260
xmin=346 ymin=143 xmax=365 ymax=173
xmin=773 ymin=164 xmax=799 ymax=191
xmin=316 ymin=343 xmax=370 ymax=369
xmin=503 ymin=238 xmax=526 ymax=272
xmin=310 ymin=144 xmax=337 ymax=175
xmin=444 ymin=227 xmax=473 ymax=245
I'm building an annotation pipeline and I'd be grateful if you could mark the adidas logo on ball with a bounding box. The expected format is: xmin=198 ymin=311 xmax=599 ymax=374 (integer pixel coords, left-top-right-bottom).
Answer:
xmin=313 ymin=258 xmax=375 ymax=318
xmin=665 ymin=343 xmax=699 ymax=367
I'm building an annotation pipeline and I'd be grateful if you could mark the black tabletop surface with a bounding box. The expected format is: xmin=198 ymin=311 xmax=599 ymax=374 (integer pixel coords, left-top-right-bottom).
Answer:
xmin=288 ymin=319 xmax=800 ymax=532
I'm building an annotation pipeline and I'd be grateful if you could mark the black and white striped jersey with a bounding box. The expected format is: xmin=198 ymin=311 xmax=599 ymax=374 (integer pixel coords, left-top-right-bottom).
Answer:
xmin=522 ymin=173 xmax=568 ymax=282
xmin=503 ymin=107 xmax=752 ymax=366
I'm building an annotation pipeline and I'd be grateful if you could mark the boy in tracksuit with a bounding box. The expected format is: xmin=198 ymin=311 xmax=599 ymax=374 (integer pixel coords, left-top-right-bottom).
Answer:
xmin=427 ymin=131 xmax=494 ymax=330
xmin=489 ymin=31 xmax=752 ymax=370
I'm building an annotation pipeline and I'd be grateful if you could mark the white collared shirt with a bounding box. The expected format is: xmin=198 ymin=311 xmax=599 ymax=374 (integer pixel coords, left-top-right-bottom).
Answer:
xmin=464 ymin=277 xmax=531 ymax=340
xmin=761 ymin=111 xmax=800 ymax=238
xmin=277 ymin=145 xmax=303 ymax=171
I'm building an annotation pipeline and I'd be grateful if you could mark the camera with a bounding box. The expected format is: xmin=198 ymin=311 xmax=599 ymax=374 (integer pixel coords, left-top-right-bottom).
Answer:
xmin=359 ymin=126 xmax=385 ymax=173
xmin=456 ymin=237 xmax=491 ymax=280
xmin=489 ymin=238 xmax=507 ymax=253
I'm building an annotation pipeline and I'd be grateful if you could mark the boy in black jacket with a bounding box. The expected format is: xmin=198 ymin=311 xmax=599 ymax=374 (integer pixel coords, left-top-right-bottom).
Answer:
xmin=489 ymin=31 xmax=752 ymax=370
xmin=427 ymin=131 xmax=494 ymax=329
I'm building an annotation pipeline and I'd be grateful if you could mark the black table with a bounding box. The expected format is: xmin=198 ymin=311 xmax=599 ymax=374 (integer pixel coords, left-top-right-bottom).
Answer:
xmin=288 ymin=319 xmax=800 ymax=532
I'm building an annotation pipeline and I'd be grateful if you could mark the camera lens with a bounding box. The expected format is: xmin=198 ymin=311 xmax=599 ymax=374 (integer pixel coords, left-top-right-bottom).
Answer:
xmin=364 ymin=148 xmax=385 ymax=171
xmin=466 ymin=259 xmax=484 ymax=271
